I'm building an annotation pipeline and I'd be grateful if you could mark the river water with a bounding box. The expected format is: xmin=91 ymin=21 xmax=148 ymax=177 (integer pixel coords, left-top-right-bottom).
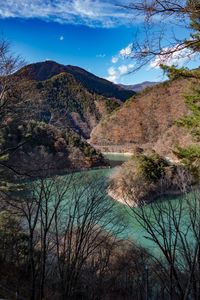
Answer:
xmin=58 ymin=153 xmax=198 ymax=254
xmin=72 ymin=154 xmax=199 ymax=252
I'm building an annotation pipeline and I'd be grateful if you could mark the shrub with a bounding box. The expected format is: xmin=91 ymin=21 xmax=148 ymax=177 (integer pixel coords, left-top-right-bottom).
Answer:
xmin=133 ymin=151 xmax=168 ymax=183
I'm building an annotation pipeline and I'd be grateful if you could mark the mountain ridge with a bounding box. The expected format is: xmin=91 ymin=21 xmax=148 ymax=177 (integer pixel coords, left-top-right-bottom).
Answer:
xmin=119 ymin=81 xmax=159 ymax=92
xmin=16 ymin=60 xmax=135 ymax=101
xmin=2 ymin=60 xmax=126 ymax=172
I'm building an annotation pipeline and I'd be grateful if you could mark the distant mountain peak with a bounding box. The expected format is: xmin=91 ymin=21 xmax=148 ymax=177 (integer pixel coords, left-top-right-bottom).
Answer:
xmin=15 ymin=60 xmax=135 ymax=101
xmin=119 ymin=81 xmax=159 ymax=93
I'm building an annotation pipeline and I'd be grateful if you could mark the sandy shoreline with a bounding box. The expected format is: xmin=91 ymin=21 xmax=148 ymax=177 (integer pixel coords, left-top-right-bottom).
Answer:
xmin=107 ymin=188 xmax=135 ymax=207
xmin=108 ymin=186 xmax=189 ymax=207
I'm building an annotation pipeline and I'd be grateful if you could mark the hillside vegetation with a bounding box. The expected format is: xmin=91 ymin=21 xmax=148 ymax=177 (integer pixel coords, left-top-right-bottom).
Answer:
xmin=0 ymin=119 xmax=105 ymax=176
xmin=90 ymin=78 xmax=198 ymax=159
xmin=108 ymin=151 xmax=192 ymax=206
xmin=1 ymin=60 xmax=131 ymax=173
xmin=15 ymin=62 xmax=124 ymax=139
xmin=16 ymin=60 xmax=135 ymax=101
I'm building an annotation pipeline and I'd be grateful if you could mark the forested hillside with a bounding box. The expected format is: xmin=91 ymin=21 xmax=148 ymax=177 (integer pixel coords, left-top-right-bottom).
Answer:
xmin=90 ymin=78 xmax=197 ymax=159
xmin=1 ymin=59 xmax=126 ymax=173
xmin=16 ymin=61 xmax=135 ymax=100
xmin=15 ymin=61 xmax=123 ymax=138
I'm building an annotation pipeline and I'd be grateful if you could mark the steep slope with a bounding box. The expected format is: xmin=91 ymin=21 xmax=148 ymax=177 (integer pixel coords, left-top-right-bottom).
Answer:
xmin=17 ymin=69 xmax=121 ymax=139
xmin=90 ymin=79 xmax=196 ymax=159
xmin=16 ymin=61 xmax=135 ymax=101
xmin=65 ymin=65 xmax=135 ymax=101
xmin=24 ymin=72 xmax=102 ymax=138
xmin=2 ymin=61 xmax=121 ymax=172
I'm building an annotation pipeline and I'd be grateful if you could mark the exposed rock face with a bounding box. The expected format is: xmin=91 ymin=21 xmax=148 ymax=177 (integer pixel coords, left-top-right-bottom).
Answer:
xmin=90 ymin=79 xmax=195 ymax=159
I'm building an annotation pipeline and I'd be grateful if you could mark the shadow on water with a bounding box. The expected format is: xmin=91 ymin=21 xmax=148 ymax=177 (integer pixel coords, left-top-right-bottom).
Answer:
xmin=103 ymin=152 xmax=132 ymax=167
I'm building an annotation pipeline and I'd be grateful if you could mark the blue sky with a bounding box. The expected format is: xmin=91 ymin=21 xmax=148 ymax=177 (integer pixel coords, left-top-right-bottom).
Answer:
xmin=0 ymin=0 xmax=198 ymax=85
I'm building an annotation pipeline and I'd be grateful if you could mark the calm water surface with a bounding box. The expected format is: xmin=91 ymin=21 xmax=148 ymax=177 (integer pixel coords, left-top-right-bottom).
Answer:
xmin=59 ymin=153 xmax=197 ymax=254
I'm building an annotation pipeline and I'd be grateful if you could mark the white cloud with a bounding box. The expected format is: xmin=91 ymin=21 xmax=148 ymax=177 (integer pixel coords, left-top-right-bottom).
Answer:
xmin=0 ymin=0 xmax=137 ymax=28
xmin=118 ymin=64 xmax=128 ymax=75
xmin=108 ymin=66 xmax=117 ymax=76
xmin=111 ymin=56 xmax=119 ymax=64
xmin=59 ymin=35 xmax=64 ymax=41
xmin=107 ymin=75 xmax=118 ymax=82
xmin=119 ymin=43 xmax=133 ymax=58
xmin=106 ymin=63 xmax=134 ymax=83
xmin=118 ymin=64 xmax=134 ymax=75
xmin=107 ymin=66 xmax=118 ymax=83
xmin=150 ymin=46 xmax=196 ymax=69
xmin=107 ymin=42 xmax=135 ymax=82
xmin=118 ymin=63 xmax=134 ymax=75
xmin=110 ymin=43 xmax=134 ymax=66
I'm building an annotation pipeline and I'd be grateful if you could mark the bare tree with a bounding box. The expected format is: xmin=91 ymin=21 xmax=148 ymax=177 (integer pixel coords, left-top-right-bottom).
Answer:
xmin=0 ymin=40 xmax=25 ymax=126
xmin=0 ymin=39 xmax=28 ymax=185
xmin=5 ymin=174 xmax=73 ymax=300
xmin=53 ymin=174 xmax=125 ymax=299
xmin=3 ymin=172 xmax=125 ymax=300
xmin=129 ymin=187 xmax=200 ymax=300
xmin=120 ymin=0 xmax=200 ymax=70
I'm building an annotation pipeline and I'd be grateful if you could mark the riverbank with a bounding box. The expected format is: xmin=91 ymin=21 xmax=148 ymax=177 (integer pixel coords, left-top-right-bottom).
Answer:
xmin=103 ymin=152 xmax=133 ymax=156
xmin=89 ymin=142 xmax=155 ymax=155
xmin=107 ymin=186 xmax=189 ymax=207
xmin=107 ymin=152 xmax=193 ymax=207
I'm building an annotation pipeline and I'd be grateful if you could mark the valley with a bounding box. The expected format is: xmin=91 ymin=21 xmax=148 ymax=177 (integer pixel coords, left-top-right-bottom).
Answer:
xmin=1 ymin=2 xmax=200 ymax=299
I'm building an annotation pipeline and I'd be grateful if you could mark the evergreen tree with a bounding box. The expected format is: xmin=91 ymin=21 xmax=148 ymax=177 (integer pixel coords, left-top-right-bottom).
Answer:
xmin=174 ymin=86 xmax=200 ymax=178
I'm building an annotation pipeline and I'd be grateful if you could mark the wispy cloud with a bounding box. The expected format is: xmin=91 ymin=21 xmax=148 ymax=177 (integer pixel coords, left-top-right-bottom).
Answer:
xmin=111 ymin=43 xmax=133 ymax=64
xmin=111 ymin=56 xmax=119 ymax=64
xmin=96 ymin=53 xmax=106 ymax=58
xmin=149 ymin=46 xmax=196 ymax=69
xmin=107 ymin=42 xmax=134 ymax=83
xmin=119 ymin=43 xmax=133 ymax=57
xmin=0 ymin=0 xmax=136 ymax=28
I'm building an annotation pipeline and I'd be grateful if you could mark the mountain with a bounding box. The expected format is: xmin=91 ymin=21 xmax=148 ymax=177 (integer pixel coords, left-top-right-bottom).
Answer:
xmin=15 ymin=62 xmax=124 ymax=139
xmin=119 ymin=81 xmax=159 ymax=93
xmin=2 ymin=60 xmax=134 ymax=172
xmin=90 ymin=79 xmax=196 ymax=159
xmin=16 ymin=61 xmax=135 ymax=101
